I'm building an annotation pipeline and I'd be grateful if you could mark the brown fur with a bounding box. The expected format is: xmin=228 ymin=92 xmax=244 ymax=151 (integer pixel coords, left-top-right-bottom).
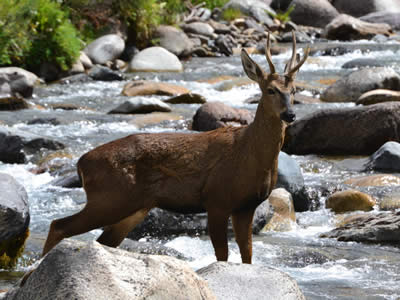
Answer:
xmin=42 ymin=34 xmax=309 ymax=264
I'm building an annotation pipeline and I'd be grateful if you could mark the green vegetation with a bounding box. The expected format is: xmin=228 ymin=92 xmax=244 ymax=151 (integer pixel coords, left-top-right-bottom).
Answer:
xmin=192 ymin=0 xmax=229 ymax=10
xmin=0 ymin=230 xmax=29 ymax=269
xmin=222 ymin=7 xmax=242 ymax=21
xmin=268 ymin=4 xmax=295 ymax=24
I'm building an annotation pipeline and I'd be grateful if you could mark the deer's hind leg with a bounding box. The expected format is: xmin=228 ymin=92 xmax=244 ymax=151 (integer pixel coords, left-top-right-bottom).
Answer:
xmin=97 ymin=208 xmax=151 ymax=247
xmin=232 ymin=209 xmax=255 ymax=264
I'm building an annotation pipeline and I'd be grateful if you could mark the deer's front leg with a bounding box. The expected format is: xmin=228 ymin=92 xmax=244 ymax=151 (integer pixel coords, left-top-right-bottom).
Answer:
xmin=207 ymin=210 xmax=229 ymax=261
xmin=232 ymin=209 xmax=255 ymax=264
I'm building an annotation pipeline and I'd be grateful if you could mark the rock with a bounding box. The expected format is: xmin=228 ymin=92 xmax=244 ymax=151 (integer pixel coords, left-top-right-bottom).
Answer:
xmin=262 ymin=188 xmax=296 ymax=232
xmin=0 ymin=96 xmax=28 ymax=111
xmin=58 ymin=73 xmax=93 ymax=85
xmin=213 ymin=77 xmax=253 ymax=91
xmin=4 ymin=240 xmax=216 ymax=300
xmin=332 ymin=0 xmax=400 ymax=18
xmin=0 ymin=67 xmax=39 ymax=89
xmin=130 ymin=47 xmax=183 ymax=72
xmin=192 ymin=102 xmax=253 ymax=131
xmin=360 ymin=11 xmax=400 ymax=31
xmin=280 ymin=31 xmax=312 ymax=43
xmin=122 ymin=80 xmax=190 ymax=97
xmin=222 ymin=0 xmax=275 ymax=26
xmin=197 ymin=262 xmax=305 ymax=300
xmin=379 ymin=193 xmax=400 ymax=211
xmin=108 ymin=99 xmax=171 ymax=114
xmin=326 ymin=190 xmax=376 ymax=214
xmin=342 ymin=58 xmax=386 ymax=69
xmin=356 ymin=89 xmax=400 ymax=105
xmin=153 ymin=25 xmax=194 ymax=57
xmin=119 ymin=239 xmax=186 ymax=260
xmin=128 ymin=112 xmax=183 ymax=128
xmin=181 ymin=22 xmax=215 ymax=38
xmin=344 ymin=174 xmax=400 ymax=187
xmin=252 ymin=200 xmax=274 ymax=234
xmin=320 ymin=67 xmax=400 ymax=103
xmin=79 ymin=51 xmax=93 ymax=69
xmin=27 ymin=118 xmax=60 ymax=126
xmin=50 ymin=173 xmax=81 ymax=189
xmin=271 ymin=0 xmax=294 ymax=11
xmin=83 ymin=34 xmax=125 ymax=65
xmin=208 ymin=20 xmax=231 ymax=34
xmin=365 ymin=141 xmax=400 ymax=172
xmin=320 ymin=211 xmax=400 ymax=245
xmin=69 ymin=59 xmax=85 ymax=75
xmin=283 ymin=102 xmax=400 ymax=155
xmin=324 ymin=14 xmax=392 ymax=41
xmin=0 ymin=173 xmax=29 ymax=268
xmin=0 ymin=68 xmax=38 ymax=98
xmin=164 ymin=93 xmax=207 ymax=104
xmin=289 ymin=0 xmax=339 ymax=28
xmin=88 ymin=65 xmax=123 ymax=81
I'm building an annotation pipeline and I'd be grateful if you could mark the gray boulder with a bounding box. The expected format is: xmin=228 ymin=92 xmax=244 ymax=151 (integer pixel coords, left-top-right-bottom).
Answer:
xmin=0 ymin=173 xmax=29 ymax=242
xmin=5 ymin=240 xmax=216 ymax=300
xmin=365 ymin=141 xmax=400 ymax=172
xmin=130 ymin=47 xmax=183 ymax=72
xmin=84 ymin=34 xmax=125 ymax=65
xmin=0 ymin=67 xmax=38 ymax=98
xmin=320 ymin=211 xmax=400 ymax=245
xmin=289 ymin=0 xmax=339 ymax=28
xmin=197 ymin=262 xmax=305 ymax=300
xmin=108 ymin=99 xmax=172 ymax=114
xmin=321 ymin=67 xmax=400 ymax=102
xmin=332 ymin=0 xmax=400 ymax=18
xmin=181 ymin=22 xmax=215 ymax=38
xmin=360 ymin=11 xmax=400 ymax=30
xmin=88 ymin=65 xmax=123 ymax=81
xmin=283 ymin=102 xmax=400 ymax=155
xmin=154 ymin=25 xmax=194 ymax=57
xmin=324 ymin=14 xmax=392 ymax=41
xmin=341 ymin=58 xmax=385 ymax=69
xmin=222 ymin=0 xmax=275 ymax=26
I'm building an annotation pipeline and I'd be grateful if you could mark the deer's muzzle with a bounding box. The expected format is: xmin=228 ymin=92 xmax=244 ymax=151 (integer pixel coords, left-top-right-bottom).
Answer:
xmin=280 ymin=109 xmax=296 ymax=123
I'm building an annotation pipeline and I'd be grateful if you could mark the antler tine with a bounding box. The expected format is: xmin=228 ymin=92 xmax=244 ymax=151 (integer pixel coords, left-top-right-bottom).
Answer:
xmin=287 ymin=47 xmax=310 ymax=78
xmin=265 ymin=32 xmax=276 ymax=74
xmin=287 ymin=30 xmax=297 ymax=73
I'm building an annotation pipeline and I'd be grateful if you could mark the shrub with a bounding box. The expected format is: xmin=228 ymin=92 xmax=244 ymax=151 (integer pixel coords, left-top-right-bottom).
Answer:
xmin=222 ymin=7 xmax=242 ymax=21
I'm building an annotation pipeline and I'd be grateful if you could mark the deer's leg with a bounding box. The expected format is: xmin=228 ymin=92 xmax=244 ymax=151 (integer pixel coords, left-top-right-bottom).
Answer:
xmin=232 ymin=209 xmax=255 ymax=264
xmin=97 ymin=208 xmax=150 ymax=247
xmin=207 ymin=211 xmax=229 ymax=261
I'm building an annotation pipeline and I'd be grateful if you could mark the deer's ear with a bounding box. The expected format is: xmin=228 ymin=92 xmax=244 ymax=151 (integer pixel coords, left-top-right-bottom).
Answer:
xmin=241 ymin=49 xmax=264 ymax=82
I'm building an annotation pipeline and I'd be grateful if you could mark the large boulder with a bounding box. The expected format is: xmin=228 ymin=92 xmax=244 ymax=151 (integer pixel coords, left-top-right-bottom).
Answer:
xmin=289 ymin=0 xmax=339 ymax=28
xmin=192 ymin=102 xmax=253 ymax=131
xmin=222 ymin=0 xmax=275 ymax=26
xmin=0 ymin=68 xmax=39 ymax=98
xmin=324 ymin=14 xmax=392 ymax=41
xmin=197 ymin=262 xmax=305 ymax=300
xmin=365 ymin=141 xmax=400 ymax=172
xmin=4 ymin=240 xmax=216 ymax=300
xmin=356 ymin=89 xmax=400 ymax=105
xmin=0 ymin=173 xmax=29 ymax=268
xmin=129 ymin=47 xmax=183 ymax=72
xmin=154 ymin=25 xmax=194 ymax=57
xmin=283 ymin=102 xmax=400 ymax=155
xmin=320 ymin=67 xmax=400 ymax=103
xmin=180 ymin=22 xmax=215 ymax=38
xmin=326 ymin=190 xmax=376 ymax=214
xmin=332 ymin=0 xmax=400 ymax=18
xmin=83 ymin=34 xmax=125 ymax=65
xmin=320 ymin=211 xmax=400 ymax=245
xmin=360 ymin=11 xmax=400 ymax=31
xmin=108 ymin=99 xmax=172 ymax=114
xmin=122 ymin=80 xmax=190 ymax=97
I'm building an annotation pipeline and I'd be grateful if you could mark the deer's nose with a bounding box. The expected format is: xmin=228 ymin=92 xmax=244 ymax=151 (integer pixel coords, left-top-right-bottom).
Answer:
xmin=280 ymin=109 xmax=296 ymax=123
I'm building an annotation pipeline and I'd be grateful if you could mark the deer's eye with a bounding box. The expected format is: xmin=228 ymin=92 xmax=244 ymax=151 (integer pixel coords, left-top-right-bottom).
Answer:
xmin=267 ymin=88 xmax=275 ymax=95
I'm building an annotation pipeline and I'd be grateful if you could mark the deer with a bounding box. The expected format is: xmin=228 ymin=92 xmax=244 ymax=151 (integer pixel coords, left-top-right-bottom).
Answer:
xmin=42 ymin=32 xmax=309 ymax=264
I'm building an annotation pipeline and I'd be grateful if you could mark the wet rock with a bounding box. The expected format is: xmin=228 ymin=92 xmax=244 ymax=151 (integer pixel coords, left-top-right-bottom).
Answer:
xmin=290 ymin=0 xmax=339 ymax=28
xmin=153 ymin=25 xmax=194 ymax=57
xmin=49 ymin=103 xmax=83 ymax=111
xmin=83 ymin=34 xmax=125 ymax=65
xmin=320 ymin=211 xmax=400 ymax=245
xmin=360 ymin=11 xmax=400 ymax=31
xmin=222 ymin=0 xmax=275 ymax=26
xmin=326 ymin=190 xmax=376 ymax=214
xmin=4 ymin=240 xmax=215 ymax=300
xmin=192 ymin=102 xmax=253 ymax=131
xmin=379 ymin=193 xmax=400 ymax=211
xmin=280 ymin=31 xmax=312 ymax=43
xmin=213 ymin=77 xmax=253 ymax=91
xmin=0 ymin=68 xmax=37 ymax=98
xmin=164 ymin=93 xmax=207 ymax=104
xmin=108 ymin=99 xmax=171 ymax=114
xmin=324 ymin=14 xmax=392 ymax=41
xmin=283 ymin=102 xmax=400 ymax=155
xmin=122 ymin=80 xmax=190 ymax=97
xmin=356 ymin=89 xmax=400 ymax=106
xmin=119 ymin=239 xmax=186 ymax=260
xmin=27 ymin=118 xmax=61 ymax=126
xmin=253 ymin=200 xmax=273 ymax=234
xmin=285 ymin=249 xmax=331 ymax=268
xmin=0 ymin=96 xmax=28 ymax=111
xmin=342 ymin=58 xmax=385 ymax=69
xmin=262 ymin=188 xmax=296 ymax=232
xmin=130 ymin=47 xmax=183 ymax=72
xmin=344 ymin=174 xmax=400 ymax=187
xmin=181 ymin=22 xmax=215 ymax=38
xmin=320 ymin=67 xmax=400 ymax=103
xmin=58 ymin=73 xmax=93 ymax=85
xmin=88 ymin=65 xmax=123 ymax=81
xmin=332 ymin=0 xmax=400 ymax=18
xmin=197 ymin=262 xmax=305 ymax=300
xmin=309 ymin=45 xmax=353 ymax=56
xmin=50 ymin=173 xmax=81 ymax=189
xmin=364 ymin=141 xmax=400 ymax=172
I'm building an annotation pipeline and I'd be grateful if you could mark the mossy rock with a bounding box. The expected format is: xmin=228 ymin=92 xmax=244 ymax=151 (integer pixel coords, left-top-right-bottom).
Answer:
xmin=0 ymin=229 xmax=29 ymax=269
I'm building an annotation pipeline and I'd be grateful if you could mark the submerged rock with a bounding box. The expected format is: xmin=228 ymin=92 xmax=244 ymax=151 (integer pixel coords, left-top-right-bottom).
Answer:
xmin=341 ymin=58 xmax=385 ymax=69
xmin=197 ymin=262 xmax=305 ymax=300
xmin=344 ymin=174 xmax=400 ymax=187
xmin=326 ymin=190 xmax=376 ymax=214
xmin=164 ymin=93 xmax=206 ymax=104
xmin=108 ymin=99 xmax=172 ymax=114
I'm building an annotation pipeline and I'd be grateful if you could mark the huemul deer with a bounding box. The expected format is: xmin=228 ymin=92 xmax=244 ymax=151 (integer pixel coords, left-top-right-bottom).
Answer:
xmin=43 ymin=32 xmax=309 ymax=263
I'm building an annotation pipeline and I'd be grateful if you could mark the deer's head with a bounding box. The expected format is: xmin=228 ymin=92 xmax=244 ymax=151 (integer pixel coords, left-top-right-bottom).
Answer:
xmin=241 ymin=32 xmax=309 ymax=124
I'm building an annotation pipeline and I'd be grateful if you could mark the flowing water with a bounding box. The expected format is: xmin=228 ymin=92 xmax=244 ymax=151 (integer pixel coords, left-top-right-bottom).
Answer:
xmin=1 ymin=41 xmax=400 ymax=299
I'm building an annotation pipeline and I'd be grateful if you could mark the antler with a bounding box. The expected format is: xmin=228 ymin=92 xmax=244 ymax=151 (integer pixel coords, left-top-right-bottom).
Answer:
xmin=286 ymin=31 xmax=310 ymax=78
xmin=265 ymin=32 xmax=276 ymax=74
